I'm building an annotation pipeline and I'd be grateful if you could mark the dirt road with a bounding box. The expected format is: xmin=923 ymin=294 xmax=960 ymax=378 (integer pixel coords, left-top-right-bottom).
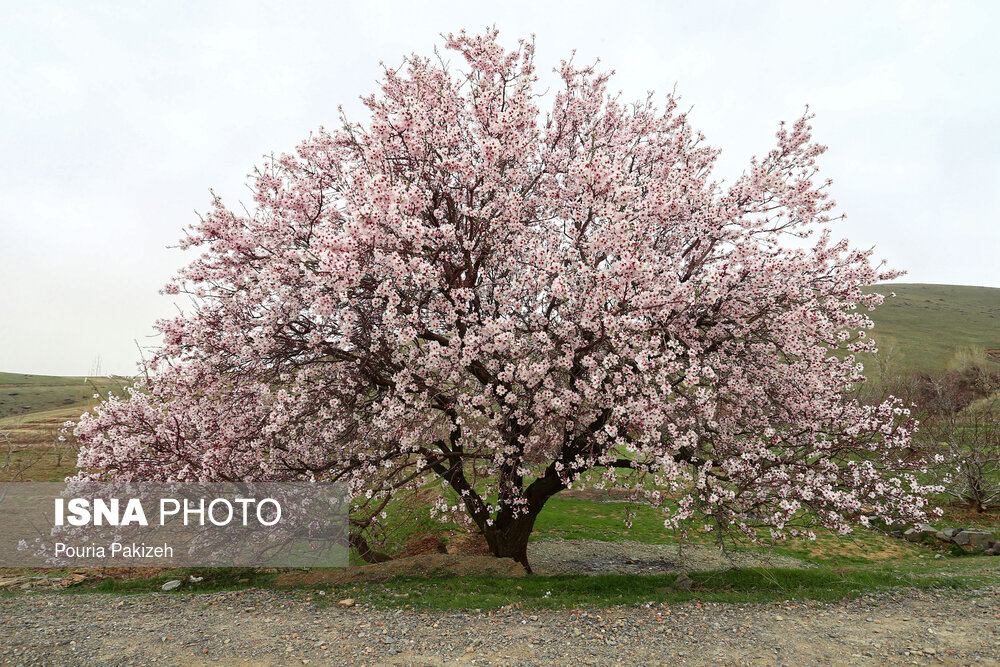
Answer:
xmin=2 ymin=586 xmax=998 ymax=665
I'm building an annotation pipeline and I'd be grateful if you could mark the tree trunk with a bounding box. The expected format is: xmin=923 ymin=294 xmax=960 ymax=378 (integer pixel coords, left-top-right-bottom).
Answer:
xmin=480 ymin=459 xmax=569 ymax=572
xmin=349 ymin=532 xmax=393 ymax=564
xmin=482 ymin=511 xmax=540 ymax=573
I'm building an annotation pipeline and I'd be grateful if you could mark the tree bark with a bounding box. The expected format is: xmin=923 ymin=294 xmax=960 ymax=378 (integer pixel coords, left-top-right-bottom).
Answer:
xmin=349 ymin=532 xmax=393 ymax=564
xmin=480 ymin=463 xmax=568 ymax=572
xmin=482 ymin=511 xmax=540 ymax=573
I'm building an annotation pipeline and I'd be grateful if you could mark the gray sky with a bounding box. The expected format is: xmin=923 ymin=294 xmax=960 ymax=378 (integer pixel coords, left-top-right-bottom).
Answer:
xmin=1 ymin=0 xmax=998 ymax=376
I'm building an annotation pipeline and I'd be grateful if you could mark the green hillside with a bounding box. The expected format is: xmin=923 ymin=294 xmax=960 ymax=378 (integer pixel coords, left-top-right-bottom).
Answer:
xmin=866 ymin=283 xmax=1000 ymax=374
xmin=0 ymin=372 xmax=128 ymax=420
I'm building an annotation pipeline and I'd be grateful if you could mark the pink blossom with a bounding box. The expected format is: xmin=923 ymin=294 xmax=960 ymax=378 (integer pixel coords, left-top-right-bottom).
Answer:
xmin=74 ymin=30 xmax=933 ymax=570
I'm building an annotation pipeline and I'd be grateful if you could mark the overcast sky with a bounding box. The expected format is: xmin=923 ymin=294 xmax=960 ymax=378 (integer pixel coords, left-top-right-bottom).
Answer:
xmin=1 ymin=1 xmax=997 ymax=376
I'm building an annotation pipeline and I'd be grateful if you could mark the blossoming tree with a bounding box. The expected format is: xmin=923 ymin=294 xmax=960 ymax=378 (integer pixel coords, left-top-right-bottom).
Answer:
xmin=75 ymin=30 xmax=936 ymax=571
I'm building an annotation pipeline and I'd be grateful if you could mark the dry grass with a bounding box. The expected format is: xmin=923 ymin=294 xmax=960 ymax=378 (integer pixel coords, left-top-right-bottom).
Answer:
xmin=1 ymin=408 xmax=82 ymax=482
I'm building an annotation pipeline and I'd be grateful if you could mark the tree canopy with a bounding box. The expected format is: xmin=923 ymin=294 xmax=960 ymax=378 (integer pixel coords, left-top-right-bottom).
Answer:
xmin=75 ymin=30 xmax=936 ymax=570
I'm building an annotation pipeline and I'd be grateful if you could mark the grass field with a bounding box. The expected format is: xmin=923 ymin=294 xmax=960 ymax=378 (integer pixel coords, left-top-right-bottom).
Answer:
xmin=866 ymin=283 xmax=1000 ymax=373
xmin=0 ymin=372 xmax=128 ymax=420
xmin=58 ymin=556 xmax=996 ymax=610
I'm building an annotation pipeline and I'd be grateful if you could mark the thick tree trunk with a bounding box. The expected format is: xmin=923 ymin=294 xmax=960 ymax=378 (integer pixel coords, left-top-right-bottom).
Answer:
xmin=349 ymin=532 xmax=393 ymax=564
xmin=482 ymin=511 xmax=540 ymax=573
xmin=480 ymin=458 xmax=569 ymax=572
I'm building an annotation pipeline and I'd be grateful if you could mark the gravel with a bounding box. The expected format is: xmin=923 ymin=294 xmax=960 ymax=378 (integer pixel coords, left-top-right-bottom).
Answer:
xmin=2 ymin=586 xmax=998 ymax=665
xmin=528 ymin=539 xmax=808 ymax=575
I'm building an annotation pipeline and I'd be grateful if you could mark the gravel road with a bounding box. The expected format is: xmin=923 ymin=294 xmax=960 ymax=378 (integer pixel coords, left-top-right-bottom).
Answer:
xmin=2 ymin=586 xmax=998 ymax=666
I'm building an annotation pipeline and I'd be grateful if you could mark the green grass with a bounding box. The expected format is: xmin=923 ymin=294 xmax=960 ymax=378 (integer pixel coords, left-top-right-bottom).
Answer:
xmin=533 ymin=495 xmax=934 ymax=565
xmin=309 ymin=560 xmax=995 ymax=610
xmin=866 ymin=283 xmax=1000 ymax=373
xmin=533 ymin=496 xmax=680 ymax=544
xmin=0 ymin=372 xmax=129 ymax=420
xmin=15 ymin=557 xmax=993 ymax=611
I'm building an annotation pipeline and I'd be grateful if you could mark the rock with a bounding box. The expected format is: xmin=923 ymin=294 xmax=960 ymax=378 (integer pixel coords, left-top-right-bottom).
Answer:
xmin=942 ymin=527 xmax=962 ymax=539
xmin=904 ymin=526 xmax=937 ymax=543
xmin=889 ymin=530 xmax=904 ymax=539
xmin=160 ymin=580 xmax=182 ymax=591
xmin=934 ymin=531 xmax=952 ymax=542
xmin=954 ymin=530 xmax=992 ymax=548
xmin=675 ymin=573 xmax=694 ymax=591
xmin=188 ymin=575 xmax=204 ymax=583
xmin=59 ymin=574 xmax=87 ymax=588
xmin=0 ymin=577 xmax=30 ymax=589
xmin=337 ymin=598 xmax=355 ymax=607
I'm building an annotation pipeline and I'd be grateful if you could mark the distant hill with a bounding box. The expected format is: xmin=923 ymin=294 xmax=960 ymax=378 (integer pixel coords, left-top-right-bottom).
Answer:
xmin=866 ymin=283 xmax=1000 ymax=374
xmin=0 ymin=372 xmax=128 ymax=421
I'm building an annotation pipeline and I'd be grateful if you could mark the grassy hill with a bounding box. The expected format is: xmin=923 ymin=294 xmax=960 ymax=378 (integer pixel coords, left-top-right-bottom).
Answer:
xmin=0 ymin=372 xmax=128 ymax=420
xmin=866 ymin=283 xmax=1000 ymax=374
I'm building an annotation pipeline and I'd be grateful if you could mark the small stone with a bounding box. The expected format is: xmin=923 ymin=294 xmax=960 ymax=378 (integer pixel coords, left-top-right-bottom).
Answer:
xmin=188 ymin=575 xmax=204 ymax=583
xmin=160 ymin=580 xmax=182 ymax=591
xmin=337 ymin=598 xmax=355 ymax=607
xmin=774 ymin=615 xmax=784 ymax=621
xmin=923 ymin=648 xmax=936 ymax=655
